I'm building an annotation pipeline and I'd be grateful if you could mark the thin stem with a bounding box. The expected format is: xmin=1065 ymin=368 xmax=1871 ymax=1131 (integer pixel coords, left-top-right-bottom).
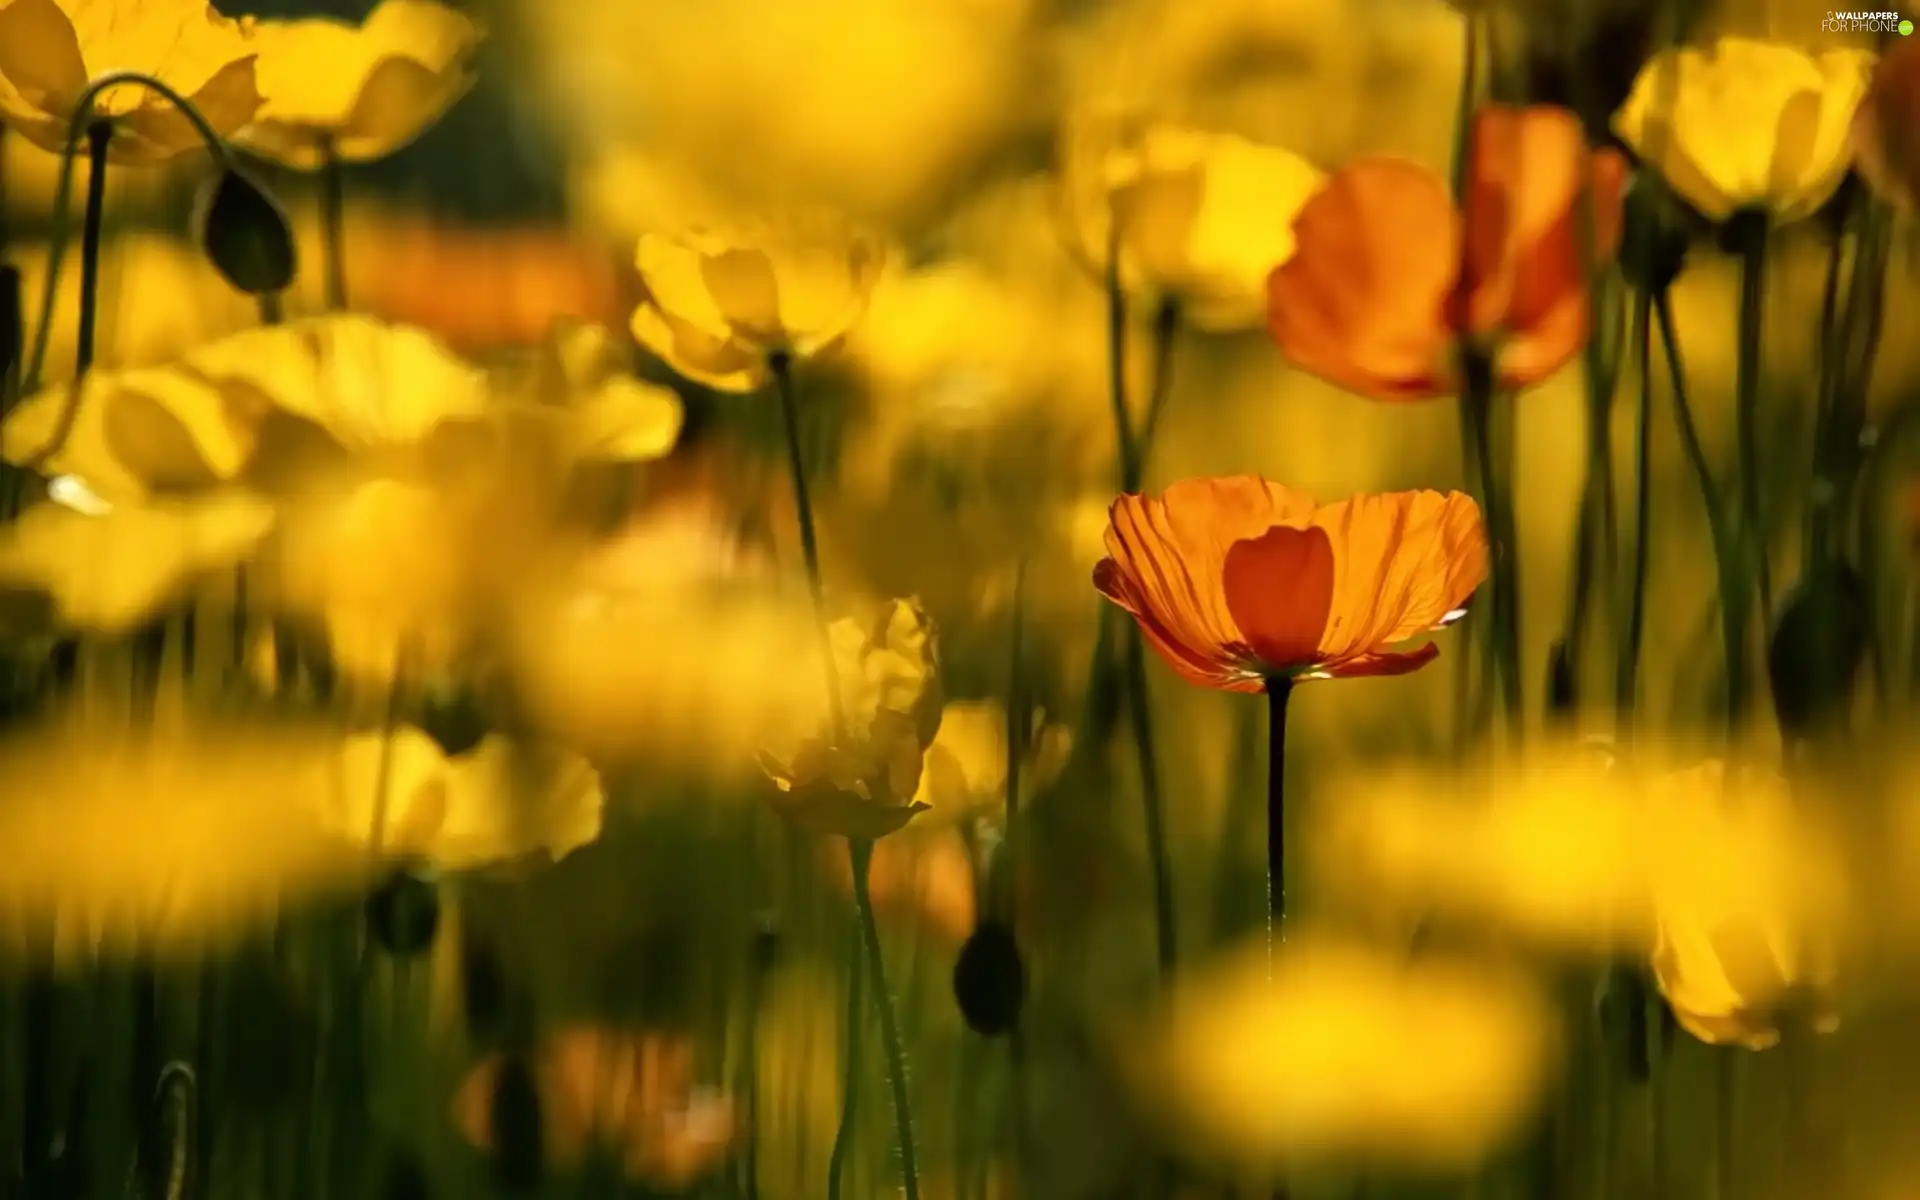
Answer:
xmin=320 ymin=136 xmax=347 ymax=312
xmin=1733 ymin=216 xmax=1774 ymax=627
xmin=1000 ymin=556 xmax=1028 ymax=911
xmin=24 ymin=70 xmax=235 ymax=396
xmin=1104 ymin=230 xmax=1141 ymax=488
xmin=824 ymin=913 xmax=863 ymax=1200
xmin=1615 ymin=289 xmax=1655 ymax=731
xmin=1124 ymin=627 xmax=1176 ymax=974
xmin=1137 ymin=298 xmax=1181 ymax=452
xmin=73 ymin=120 xmax=111 ymax=380
xmin=1463 ymin=356 xmax=1523 ymax=737
xmin=771 ymin=352 xmax=847 ymax=744
xmin=850 ymin=839 xmax=921 ymax=1200
xmin=1655 ymin=289 xmax=1749 ymax=733
xmin=1264 ymin=679 xmax=1293 ymax=974
xmin=1713 ymin=1051 xmax=1737 ymax=1200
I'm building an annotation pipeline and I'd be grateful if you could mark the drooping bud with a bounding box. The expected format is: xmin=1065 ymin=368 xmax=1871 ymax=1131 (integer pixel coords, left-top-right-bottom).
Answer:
xmin=367 ymin=865 xmax=442 ymax=957
xmin=1766 ymin=564 xmax=1869 ymax=740
xmin=196 ymin=168 xmax=298 ymax=296
xmin=953 ymin=919 xmax=1026 ymax=1037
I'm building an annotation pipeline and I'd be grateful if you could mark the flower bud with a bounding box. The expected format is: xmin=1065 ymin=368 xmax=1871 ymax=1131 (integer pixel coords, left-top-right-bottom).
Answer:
xmin=368 ymin=865 xmax=442 ymax=957
xmin=197 ymin=168 xmax=298 ymax=296
xmin=952 ymin=919 xmax=1025 ymax=1037
xmin=1618 ymin=175 xmax=1691 ymax=295
xmin=1766 ymin=564 xmax=1869 ymax=740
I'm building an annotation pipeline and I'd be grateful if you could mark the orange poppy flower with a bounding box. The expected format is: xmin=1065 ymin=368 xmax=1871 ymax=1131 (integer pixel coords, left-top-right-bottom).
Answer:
xmin=1852 ymin=37 xmax=1920 ymax=212
xmin=1267 ymin=105 xmax=1628 ymax=401
xmin=1093 ymin=477 xmax=1486 ymax=693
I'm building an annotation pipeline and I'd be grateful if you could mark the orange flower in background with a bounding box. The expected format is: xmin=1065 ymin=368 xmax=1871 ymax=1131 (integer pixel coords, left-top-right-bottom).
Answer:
xmin=1267 ymin=105 xmax=1627 ymax=401
xmin=1094 ymin=476 xmax=1485 ymax=693
xmin=1852 ymin=37 xmax=1920 ymax=211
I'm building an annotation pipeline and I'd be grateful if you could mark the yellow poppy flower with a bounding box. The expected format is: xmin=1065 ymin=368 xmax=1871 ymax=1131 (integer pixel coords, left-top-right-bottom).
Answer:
xmin=913 ymin=699 xmax=1072 ymax=822
xmin=235 ymin=0 xmax=483 ymax=170
xmin=1058 ymin=115 xmax=1326 ymax=330
xmin=757 ymin=597 xmax=943 ymax=838
xmin=0 ymin=0 xmax=262 ymax=164
xmin=508 ymin=319 xmax=685 ymax=464
xmin=0 ymin=491 xmax=273 ymax=633
xmin=1647 ymin=760 xmax=1841 ymax=1050
xmin=319 ymin=728 xmax=605 ymax=871
xmin=1613 ymin=37 xmax=1875 ymax=225
xmin=1120 ymin=934 xmax=1558 ymax=1173
xmin=0 ymin=710 xmax=382 ymax=967
xmin=630 ymin=213 xmax=887 ymax=392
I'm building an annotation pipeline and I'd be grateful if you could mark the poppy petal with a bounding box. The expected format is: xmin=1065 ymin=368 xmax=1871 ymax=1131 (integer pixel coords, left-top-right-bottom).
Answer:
xmin=1095 ymin=557 xmax=1257 ymax=692
xmin=1322 ymin=644 xmax=1442 ymax=678
xmin=1221 ymin=524 xmax=1335 ymax=675
xmin=1266 ymin=158 xmax=1459 ymax=401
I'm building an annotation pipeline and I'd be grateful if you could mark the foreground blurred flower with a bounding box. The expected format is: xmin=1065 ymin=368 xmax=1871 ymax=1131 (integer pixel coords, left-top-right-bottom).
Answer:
xmin=321 ymin=729 xmax=604 ymax=870
xmin=630 ymin=214 xmax=886 ymax=392
xmin=1648 ymin=760 xmax=1840 ymax=1049
xmin=913 ymin=699 xmax=1072 ymax=822
xmin=506 ymin=584 xmax=830 ymax=782
xmin=1851 ymin=36 xmax=1920 ymax=211
xmin=1311 ymin=747 xmax=1851 ymax=960
xmin=0 ymin=0 xmax=262 ymax=163
xmin=1614 ymin=38 xmax=1873 ymax=225
xmin=1267 ymin=105 xmax=1626 ymax=400
xmin=758 ymin=598 xmax=944 ymax=838
xmin=236 ymin=0 xmax=483 ymax=169
xmin=0 ymin=492 xmax=272 ymax=632
xmin=1095 ymin=476 xmax=1484 ymax=691
xmin=1059 ymin=117 xmax=1325 ymax=330
xmin=0 ymin=711 xmax=383 ymax=966
xmin=1118 ymin=934 xmax=1558 ymax=1172
xmin=454 ymin=1028 xmax=734 ymax=1187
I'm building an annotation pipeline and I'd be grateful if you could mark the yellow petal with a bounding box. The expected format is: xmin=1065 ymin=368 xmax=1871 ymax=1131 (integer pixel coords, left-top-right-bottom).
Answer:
xmin=629 ymin=299 xmax=769 ymax=393
xmin=0 ymin=492 xmax=273 ymax=631
xmin=565 ymin=377 xmax=685 ymax=462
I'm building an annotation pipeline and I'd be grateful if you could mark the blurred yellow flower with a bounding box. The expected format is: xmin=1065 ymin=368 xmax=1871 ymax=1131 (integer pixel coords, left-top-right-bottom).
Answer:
xmin=0 ymin=710 xmax=381 ymax=967
xmin=1311 ymin=745 xmax=1851 ymax=960
xmin=0 ymin=0 xmax=262 ymax=163
xmin=505 ymin=584 xmax=831 ymax=782
xmin=758 ymin=597 xmax=944 ymax=839
xmin=7 ymin=233 xmax=261 ymax=388
xmin=1613 ymin=38 xmax=1875 ymax=224
xmin=236 ymin=0 xmax=482 ymax=169
xmin=507 ymin=320 xmax=685 ymax=464
xmin=1059 ymin=117 xmax=1325 ymax=330
xmin=454 ymin=1028 xmax=735 ymax=1187
xmin=1119 ymin=934 xmax=1558 ymax=1172
xmin=0 ymin=492 xmax=273 ymax=632
xmin=913 ymin=699 xmax=1072 ymax=822
xmin=3 ymin=315 xmax=490 ymax=501
xmin=631 ymin=215 xmax=887 ymax=392
xmin=321 ymin=728 xmax=604 ymax=870
xmin=2 ymin=134 xmax=187 ymax=216
xmin=1647 ymin=759 xmax=1841 ymax=1050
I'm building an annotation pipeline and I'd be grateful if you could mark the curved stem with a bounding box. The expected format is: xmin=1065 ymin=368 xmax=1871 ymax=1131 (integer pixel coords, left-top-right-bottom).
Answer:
xmin=320 ymin=136 xmax=347 ymax=312
xmin=824 ymin=912 xmax=863 ymax=1200
xmin=1655 ymin=290 xmax=1748 ymax=734
xmin=1615 ymin=289 xmax=1655 ymax=731
xmin=850 ymin=838 xmax=921 ymax=1200
xmin=771 ymin=353 xmax=846 ymax=743
xmin=1733 ymin=216 xmax=1774 ymax=628
xmin=1137 ymin=298 xmax=1180 ymax=451
xmin=72 ymin=120 xmax=111 ymax=381
xmin=1104 ymin=231 xmax=1140 ymax=488
xmin=1264 ymin=679 xmax=1293 ymax=976
xmin=1462 ymin=356 xmax=1523 ymax=737
xmin=24 ymin=70 xmax=235 ymax=396
xmin=1124 ymin=628 xmax=1175 ymax=974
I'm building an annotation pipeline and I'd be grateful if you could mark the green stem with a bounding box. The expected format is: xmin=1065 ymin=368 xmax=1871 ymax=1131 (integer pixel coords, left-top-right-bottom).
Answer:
xmin=771 ymin=352 xmax=847 ymax=744
xmin=1654 ymin=289 xmax=1749 ymax=733
xmin=258 ymin=292 xmax=284 ymax=326
xmin=1462 ymin=354 xmax=1523 ymax=737
xmin=1615 ymin=289 xmax=1655 ymax=731
xmin=824 ymin=913 xmax=863 ymax=1200
xmin=320 ymin=137 xmax=347 ymax=312
xmin=1733 ymin=214 xmax=1774 ymax=629
xmin=73 ymin=120 xmax=111 ymax=381
xmin=850 ymin=839 xmax=921 ymax=1200
xmin=1264 ymin=678 xmax=1292 ymax=961
xmin=1103 ymin=237 xmax=1179 ymax=977
xmin=1713 ymin=1051 xmax=1737 ymax=1200
xmin=23 ymin=71 xmax=235 ymax=396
